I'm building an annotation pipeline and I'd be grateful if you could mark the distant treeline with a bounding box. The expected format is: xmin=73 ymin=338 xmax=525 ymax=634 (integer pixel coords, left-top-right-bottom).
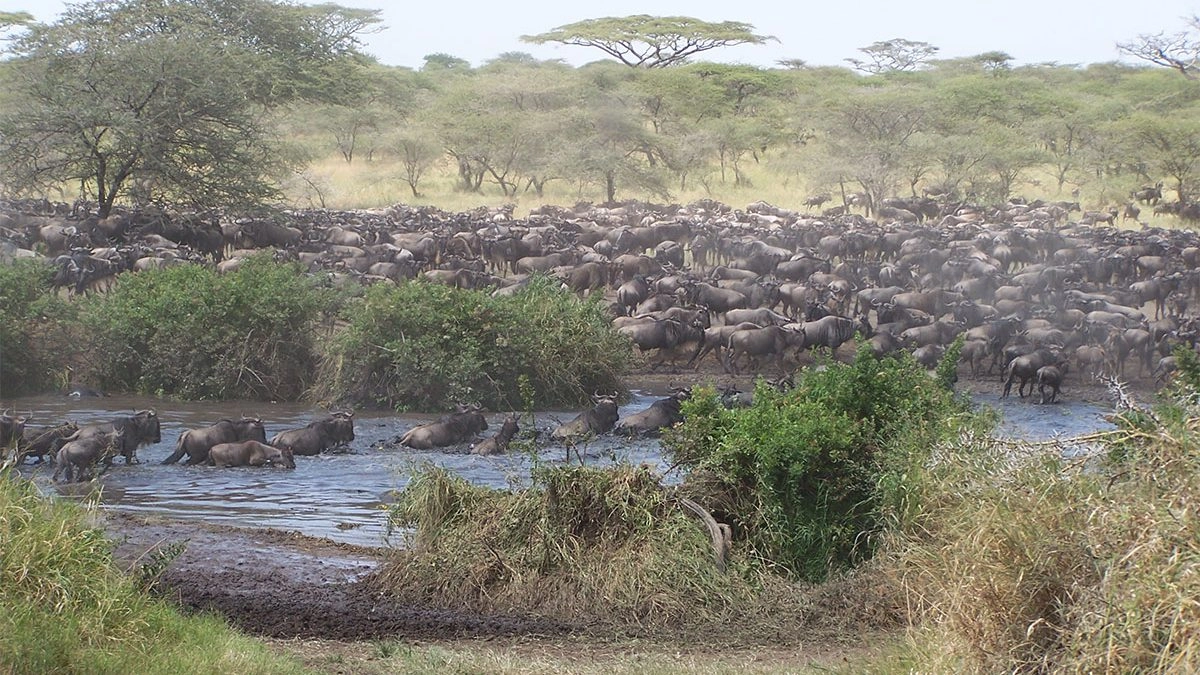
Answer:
xmin=278 ymin=55 xmax=1200 ymax=211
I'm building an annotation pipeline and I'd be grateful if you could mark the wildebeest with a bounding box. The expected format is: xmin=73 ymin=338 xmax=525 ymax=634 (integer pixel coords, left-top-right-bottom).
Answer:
xmin=790 ymin=315 xmax=860 ymax=354
xmin=1037 ymin=362 xmax=1069 ymax=404
xmin=399 ymin=405 xmax=488 ymax=449
xmin=1002 ymin=348 xmax=1059 ymax=399
xmin=208 ymin=441 xmax=296 ymax=469
xmin=63 ymin=410 xmax=161 ymax=465
xmin=724 ymin=325 xmax=804 ymax=374
xmin=163 ymin=417 xmax=267 ymax=465
xmin=268 ymin=412 xmax=355 ymax=456
xmin=471 ymin=413 xmax=520 ymax=456
xmin=614 ymin=388 xmax=689 ymax=436
xmin=53 ymin=427 xmax=124 ymax=483
xmin=551 ymin=395 xmax=620 ymax=441
xmin=14 ymin=421 xmax=79 ymax=465
xmin=0 ymin=412 xmax=28 ymax=449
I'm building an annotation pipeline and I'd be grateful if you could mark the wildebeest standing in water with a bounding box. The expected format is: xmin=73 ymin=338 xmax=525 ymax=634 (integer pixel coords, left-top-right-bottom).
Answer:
xmin=551 ymin=394 xmax=620 ymax=441
xmin=471 ymin=413 xmax=520 ymax=456
xmin=398 ymin=404 xmax=488 ymax=449
xmin=60 ymin=410 xmax=161 ymax=465
xmin=269 ymin=411 xmax=355 ymax=456
xmin=163 ymin=417 xmax=266 ymax=465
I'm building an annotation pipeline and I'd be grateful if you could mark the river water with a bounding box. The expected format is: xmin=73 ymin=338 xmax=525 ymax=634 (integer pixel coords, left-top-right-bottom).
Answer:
xmin=8 ymin=388 xmax=1115 ymax=547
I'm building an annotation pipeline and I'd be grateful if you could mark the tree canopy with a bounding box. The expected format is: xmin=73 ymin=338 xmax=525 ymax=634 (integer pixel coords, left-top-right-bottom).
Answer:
xmin=0 ymin=0 xmax=380 ymax=217
xmin=846 ymin=38 xmax=940 ymax=74
xmin=521 ymin=15 xmax=775 ymax=68
xmin=1119 ymin=15 xmax=1200 ymax=79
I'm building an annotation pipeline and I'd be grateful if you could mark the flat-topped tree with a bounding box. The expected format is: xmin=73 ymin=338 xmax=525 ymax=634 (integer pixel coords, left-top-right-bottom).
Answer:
xmin=0 ymin=11 xmax=32 ymax=28
xmin=521 ymin=15 xmax=774 ymax=69
xmin=846 ymin=38 xmax=939 ymax=74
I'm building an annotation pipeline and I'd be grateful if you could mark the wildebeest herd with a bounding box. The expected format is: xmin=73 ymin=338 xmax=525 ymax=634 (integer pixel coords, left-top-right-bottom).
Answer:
xmin=3 ymin=193 xmax=1199 ymax=456
xmin=1 ymin=393 xmax=694 ymax=483
xmin=0 ymin=410 xmax=356 ymax=482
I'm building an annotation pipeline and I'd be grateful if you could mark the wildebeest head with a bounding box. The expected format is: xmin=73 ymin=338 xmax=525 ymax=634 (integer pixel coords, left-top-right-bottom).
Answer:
xmin=0 ymin=412 xmax=29 ymax=446
xmin=235 ymin=416 xmax=268 ymax=443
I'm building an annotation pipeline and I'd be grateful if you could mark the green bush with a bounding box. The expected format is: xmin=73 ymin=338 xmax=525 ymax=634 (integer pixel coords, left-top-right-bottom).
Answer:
xmin=0 ymin=259 xmax=74 ymax=396
xmin=664 ymin=345 xmax=972 ymax=581
xmin=79 ymin=256 xmax=332 ymax=400
xmin=316 ymin=275 xmax=630 ymax=411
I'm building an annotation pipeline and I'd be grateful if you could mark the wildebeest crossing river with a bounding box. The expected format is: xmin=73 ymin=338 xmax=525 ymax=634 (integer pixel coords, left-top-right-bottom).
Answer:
xmin=10 ymin=386 xmax=1115 ymax=547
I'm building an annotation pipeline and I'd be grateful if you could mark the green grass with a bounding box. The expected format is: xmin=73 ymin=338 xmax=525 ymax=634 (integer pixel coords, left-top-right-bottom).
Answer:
xmin=0 ymin=472 xmax=310 ymax=675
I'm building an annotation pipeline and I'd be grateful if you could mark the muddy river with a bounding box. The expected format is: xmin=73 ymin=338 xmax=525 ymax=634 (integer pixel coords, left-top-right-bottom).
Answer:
xmin=9 ymin=387 xmax=1115 ymax=547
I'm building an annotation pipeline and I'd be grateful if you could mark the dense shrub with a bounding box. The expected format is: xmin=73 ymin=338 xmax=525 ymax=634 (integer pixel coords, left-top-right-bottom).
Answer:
xmin=0 ymin=259 xmax=74 ymax=396
xmin=316 ymin=276 xmax=630 ymax=411
xmin=664 ymin=345 xmax=971 ymax=581
xmin=79 ymin=256 xmax=332 ymax=400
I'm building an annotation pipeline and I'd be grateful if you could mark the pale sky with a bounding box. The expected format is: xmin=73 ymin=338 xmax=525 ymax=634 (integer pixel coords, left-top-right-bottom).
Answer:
xmin=3 ymin=0 xmax=1197 ymax=70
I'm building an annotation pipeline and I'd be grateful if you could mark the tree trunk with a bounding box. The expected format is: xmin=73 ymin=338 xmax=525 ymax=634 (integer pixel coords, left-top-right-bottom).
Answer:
xmin=605 ymin=171 xmax=616 ymax=203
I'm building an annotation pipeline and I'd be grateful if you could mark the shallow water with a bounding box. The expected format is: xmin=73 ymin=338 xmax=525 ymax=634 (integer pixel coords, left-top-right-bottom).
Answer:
xmin=8 ymin=389 xmax=1115 ymax=547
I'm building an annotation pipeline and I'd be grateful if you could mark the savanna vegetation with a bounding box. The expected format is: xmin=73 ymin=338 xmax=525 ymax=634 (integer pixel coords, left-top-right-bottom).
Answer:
xmin=0 ymin=472 xmax=306 ymax=674
xmin=0 ymin=257 xmax=627 ymax=408
xmin=0 ymin=4 xmax=1198 ymax=224
xmin=315 ymin=276 xmax=628 ymax=411
xmin=381 ymin=349 xmax=973 ymax=625
xmin=3 ymin=2 xmax=1200 ymax=672
xmin=382 ymin=338 xmax=1200 ymax=672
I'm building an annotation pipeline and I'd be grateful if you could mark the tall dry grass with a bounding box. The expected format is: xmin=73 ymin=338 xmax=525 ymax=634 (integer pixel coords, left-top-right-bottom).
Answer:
xmin=286 ymin=150 xmax=1191 ymax=232
xmin=879 ymin=408 xmax=1200 ymax=673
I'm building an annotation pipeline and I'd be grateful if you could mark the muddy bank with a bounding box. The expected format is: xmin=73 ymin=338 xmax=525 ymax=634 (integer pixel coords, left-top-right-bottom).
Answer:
xmin=105 ymin=512 xmax=572 ymax=640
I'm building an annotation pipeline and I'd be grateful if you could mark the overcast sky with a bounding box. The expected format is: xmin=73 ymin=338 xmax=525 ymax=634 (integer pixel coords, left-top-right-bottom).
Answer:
xmin=4 ymin=0 xmax=1197 ymax=69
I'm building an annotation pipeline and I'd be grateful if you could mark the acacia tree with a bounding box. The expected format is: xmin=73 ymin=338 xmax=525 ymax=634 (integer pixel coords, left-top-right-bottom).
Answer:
xmin=0 ymin=0 xmax=378 ymax=217
xmin=1121 ymin=113 xmax=1200 ymax=203
xmin=521 ymin=15 xmax=774 ymax=68
xmin=846 ymin=38 xmax=939 ymax=74
xmin=1118 ymin=15 xmax=1200 ymax=79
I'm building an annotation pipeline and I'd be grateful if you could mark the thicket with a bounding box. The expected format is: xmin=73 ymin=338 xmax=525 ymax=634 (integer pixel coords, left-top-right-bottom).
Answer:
xmin=77 ymin=256 xmax=333 ymax=401
xmin=0 ymin=259 xmax=74 ymax=397
xmin=0 ymin=472 xmax=305 ymax=673
xmin=315 ymin=276 xmax=630 ymax=411
xmin=378 ymin=346 xmax=973 ymax=632
xmin=664 ymin=346 xmax=972 ymax=582
xmin=0 ymin=259 xmax=631 ymax=409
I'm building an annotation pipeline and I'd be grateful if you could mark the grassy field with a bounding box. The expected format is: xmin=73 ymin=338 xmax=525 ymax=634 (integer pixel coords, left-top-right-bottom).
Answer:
xmin=286 ymin=151 xmax=1188 ymax=232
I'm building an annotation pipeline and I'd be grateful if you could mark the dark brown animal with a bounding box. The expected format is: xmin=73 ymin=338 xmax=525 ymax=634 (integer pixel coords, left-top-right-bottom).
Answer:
xmin=471 ymin=414 xmax=520 ymax=456
xmin=399 ymin=406 xmax=488 ymax=449
xmin=551 ymin=395 xmax=620 ymax=441
xmin=163 ymin=417 xmax=267 ymax=465
xmin=207 ymin=441 xmax=296 ymax=468
xmin=268 ymin=412 xmax=354 ymax=457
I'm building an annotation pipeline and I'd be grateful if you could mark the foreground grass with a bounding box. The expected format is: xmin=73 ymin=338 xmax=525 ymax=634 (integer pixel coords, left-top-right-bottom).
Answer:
xmin=875 ymin=400 xmax=1200 ymax=672
xmin=271 ymin=635 xmax=901 ymax=675
xmin=0 ymin=472 xmax=309 ymax=675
